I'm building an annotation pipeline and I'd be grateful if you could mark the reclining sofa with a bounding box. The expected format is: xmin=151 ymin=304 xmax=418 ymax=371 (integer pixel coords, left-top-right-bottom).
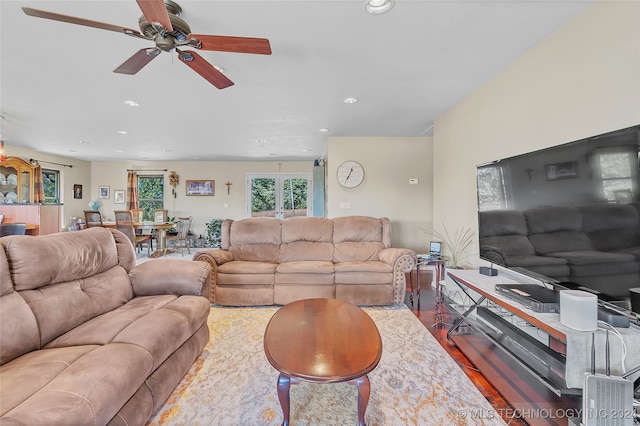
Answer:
xmin=0 ymin=227 xmax=211 ymax=425
xmin=479 ymin=203 xmax=640 ymax=298
xmin=193 ymin=216 xmax=416 ymax=306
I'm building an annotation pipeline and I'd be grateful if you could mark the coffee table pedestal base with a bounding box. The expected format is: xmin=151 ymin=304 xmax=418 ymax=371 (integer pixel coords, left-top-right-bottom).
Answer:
xmin=277 ymin=373 xmax=370 ymax=426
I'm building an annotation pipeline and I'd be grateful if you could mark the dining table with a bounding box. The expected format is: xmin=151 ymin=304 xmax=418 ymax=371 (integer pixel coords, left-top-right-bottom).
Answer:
xmin=102 ymin=221 xmax=176 ymax=258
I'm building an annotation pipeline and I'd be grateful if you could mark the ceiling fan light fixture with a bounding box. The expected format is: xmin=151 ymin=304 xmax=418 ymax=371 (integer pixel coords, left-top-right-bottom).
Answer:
xmin=365 ymin=0 xmax=394 ymax=15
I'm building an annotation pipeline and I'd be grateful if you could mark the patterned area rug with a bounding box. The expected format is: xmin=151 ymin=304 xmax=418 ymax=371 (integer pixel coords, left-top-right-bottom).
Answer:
xmin=147 ymin=304 xmax=506 ymax=426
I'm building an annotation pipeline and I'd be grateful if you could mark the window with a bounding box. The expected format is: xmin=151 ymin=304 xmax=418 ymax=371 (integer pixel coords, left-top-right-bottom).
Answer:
xmin=247 ymin=174 xmax=312 ymax=218
xmin=477 ymin=164 xmax=511 ymax=211
xmin=138 ymin=175 xmax=164 ymax=220
xmin=595 ymin=148 xmax=636 ymax=203
xmin=42 ymin=169 xmax=60 ymax=204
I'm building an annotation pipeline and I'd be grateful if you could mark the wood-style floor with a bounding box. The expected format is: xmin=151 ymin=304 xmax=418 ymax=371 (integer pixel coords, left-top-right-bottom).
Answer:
xmin=404 ymin=274 xmax=580 ymax=426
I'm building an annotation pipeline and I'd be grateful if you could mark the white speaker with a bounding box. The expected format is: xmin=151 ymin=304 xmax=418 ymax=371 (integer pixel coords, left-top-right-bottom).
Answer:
xmin=560 ymin=290 xmax=598 ymax=331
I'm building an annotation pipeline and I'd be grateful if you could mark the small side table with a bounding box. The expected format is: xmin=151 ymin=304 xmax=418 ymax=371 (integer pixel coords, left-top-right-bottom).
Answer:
xmin=409 ymin=256 xmax=447 ymax=307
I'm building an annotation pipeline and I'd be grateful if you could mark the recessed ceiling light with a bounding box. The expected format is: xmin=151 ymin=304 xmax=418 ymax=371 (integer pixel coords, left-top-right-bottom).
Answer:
xmin=122 ymin=100 xmax=139 ymax=107
xmin=163 ymin=149 xmax=171 ymax=152
xmin=269 ymin=153 xmax=277 ymax=156
xmin=301 ymin=149 xmax=311 ymax=152
xmin=319 ymin=128 xmax=329 ymax=133
xmin=115 ymin=150 xmax=124 ymax=153
xmin=117 ymin=130 xmax=128 ymax=135
xmin=193 ymin=156 xmax=200 ymax=160
xmin=365 ymin=0 xmax=394 ymax=15
xmin=69 ymin=149 xmax=78 ymax=152
xmin=256 ymin=139 xmax=267 ymax=144
xmin=79 ymin=140 xmax=89 ymax=144
xmin=344 ymin=97 xmax=358 ymax=104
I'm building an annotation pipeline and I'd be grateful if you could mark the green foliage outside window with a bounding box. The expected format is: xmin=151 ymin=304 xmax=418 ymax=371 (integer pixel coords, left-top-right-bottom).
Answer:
xmin=138 ymin=175 xmax=164 ymax=220
xmin=42 ymin=169 xmax=59 ymax=204
xmin=250 ymin=177 xmax=308 ymax=214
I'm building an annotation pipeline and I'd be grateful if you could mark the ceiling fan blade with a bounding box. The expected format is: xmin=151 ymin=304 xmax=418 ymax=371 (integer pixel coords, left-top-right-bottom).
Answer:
xmin=22 ymin=7 xmax=142 ymax=37
xmin=114 ymin=49 xmax=160 ymax=75
xmin=189 ymin=34 xmax=272 ymax=55
xmin=136 ymin=0 xmax=173 ymax=32
xmin=178 ymin=50 xmax=234 ymax=89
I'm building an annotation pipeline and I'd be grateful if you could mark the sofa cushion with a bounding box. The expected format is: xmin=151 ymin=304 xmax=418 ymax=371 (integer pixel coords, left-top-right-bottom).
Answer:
xmin=481 ymin=235 xmax=535 ymax=256
xmin=525 ymin=206 xmax=584 ymax=234
xmin=333 ymin=216 xmax=385 ymax=244
xmin=228 ymin=218 xmax=282 ymax=263
xmin=479 ymin=210 xmax=528 ymax=237
xmin=279 ymin=216 xmax=334 ymax=262
xmin=19 ymin=267 xmax=134 ymax=348
xmin=528 ymin=231 xmax=593 ymax=254
xmin=580 ymin=204 xmax=640 ymax=251
xmin=334 ymin=241 xmax=385 ymax=262
xmin=276 ymin=261 xmax=334 ymax=274
xmin=0 ymin=343 xmax=154 ymax=425
xmin=280 ymin=241 xmax=333 ymax=262
xmin=1 ymin=228 xmax=122 ymax=291
xmin=334 ymin=261 xmax=393 ymax=285
xmin=217 ymin=260 xmax=277 ymax=286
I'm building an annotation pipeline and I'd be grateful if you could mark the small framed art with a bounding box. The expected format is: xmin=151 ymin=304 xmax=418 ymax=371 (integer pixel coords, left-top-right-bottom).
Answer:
xmin=114 ymin=190 xmax=125 ymax=204
xmin=73 ymin=184 xmax=83 ymax=199
xmin=99 ymin=185 xmax=110 ymax=199
xmin=186 ymin=180 xmax=215 ymax=196
xmin=545 ymin=161 xmax=578 ymax=181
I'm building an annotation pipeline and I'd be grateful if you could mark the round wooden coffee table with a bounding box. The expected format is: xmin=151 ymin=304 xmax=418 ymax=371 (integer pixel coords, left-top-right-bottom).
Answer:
xmin=263 ymin=298 xmax=382 ymax=426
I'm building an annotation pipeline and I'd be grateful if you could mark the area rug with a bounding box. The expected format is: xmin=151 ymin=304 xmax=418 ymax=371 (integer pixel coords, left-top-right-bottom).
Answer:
xmin=147 ymin=305 xmax=506 ymax=425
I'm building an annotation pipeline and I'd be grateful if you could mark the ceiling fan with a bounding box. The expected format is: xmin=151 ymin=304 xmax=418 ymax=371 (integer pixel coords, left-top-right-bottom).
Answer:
xmin=22 ymin=0 xmax=272 ymax=89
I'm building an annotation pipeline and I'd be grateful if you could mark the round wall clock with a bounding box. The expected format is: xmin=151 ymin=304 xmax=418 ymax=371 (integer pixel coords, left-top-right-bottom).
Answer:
xmin=337 ymin=160 xmax=365 ymax=188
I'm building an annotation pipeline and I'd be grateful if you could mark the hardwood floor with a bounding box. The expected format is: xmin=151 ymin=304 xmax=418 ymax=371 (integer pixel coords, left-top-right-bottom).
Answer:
xmin=405 ymin=275 xmax=580 ymax=426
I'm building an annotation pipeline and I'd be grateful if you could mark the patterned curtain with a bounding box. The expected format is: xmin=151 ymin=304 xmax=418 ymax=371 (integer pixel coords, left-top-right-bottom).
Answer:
xmin=126 ymin=171 xmax=139 ymax=210
xmin=33 ymin=164 xmax=45 ymax=203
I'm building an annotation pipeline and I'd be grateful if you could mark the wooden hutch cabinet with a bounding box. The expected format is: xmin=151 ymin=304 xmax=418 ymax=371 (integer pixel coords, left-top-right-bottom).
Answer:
xmin=0 ymin=156 xmax=61 ymax=235
xmin=0 ymin=156 xmax=35 ymax=203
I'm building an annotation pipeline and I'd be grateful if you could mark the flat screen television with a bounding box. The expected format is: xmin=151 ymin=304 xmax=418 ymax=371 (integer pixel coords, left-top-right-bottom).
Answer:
xmin=476 ymin=124 xmax=640 ymax=302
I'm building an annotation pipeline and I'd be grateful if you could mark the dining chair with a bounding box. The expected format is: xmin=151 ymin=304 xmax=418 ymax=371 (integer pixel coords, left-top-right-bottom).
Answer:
xmin=166 ymin=216 xmax=192 ymax=256
xmin=114 ymin=210 xmax=152 ymax=255
xmin=153 ymin=209 xmax=168 ymax=223
xmin=0 ymin=223 xmax=27 ymax=236
xmin=83 ymin=210 xmax=103 ymax=228
xmin=130 ymin=208 xmax=153 ymax=249
xmin=130 ymin=208 xmax=145 ymax=223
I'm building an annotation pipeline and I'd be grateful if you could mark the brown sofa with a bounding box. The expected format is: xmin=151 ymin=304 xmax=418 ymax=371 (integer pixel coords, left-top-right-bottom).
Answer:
xmin=0 ymin=227 xmax=211 ymax=425
xmin=193 ymin=216 xmax=416 ymax=306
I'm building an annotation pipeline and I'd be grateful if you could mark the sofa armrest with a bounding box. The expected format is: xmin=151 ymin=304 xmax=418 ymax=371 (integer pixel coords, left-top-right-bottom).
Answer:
xmin=378 ymin=248 xmax=416 ymax=268
xmin=194 ymin=249 xmax=234 ymax=266
xmin=378 ymin=248 xmax=417 ymax=304
xmin=130 ymin=259 xmax=211 ymax=300
xmin=479 ymin=245 xmax=507 ymax=266
xmin=192 ymin=249 xmax=233 ymax=303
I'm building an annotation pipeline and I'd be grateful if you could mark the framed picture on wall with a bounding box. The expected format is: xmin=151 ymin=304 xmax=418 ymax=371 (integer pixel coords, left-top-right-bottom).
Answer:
xmin=73 ymin=184 xmax=82 ymax=199
xmin=114 ymin=190 xmax=125 ymax=204
xmin=186 ymin=180 xmax=215 ymax=196
xmin=99 ymin=186 xmax=110 ymax=199
xmin=545 ymin=161 xmax=578 ymax=180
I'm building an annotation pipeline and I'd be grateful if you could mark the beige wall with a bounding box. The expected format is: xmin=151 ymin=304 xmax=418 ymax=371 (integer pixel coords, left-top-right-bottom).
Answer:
xmin=91 ymin=160 xmax=312 ymax=237
xmin=327 ymin=136 xmax=433 ymax=252
xmin=3 ymin=145 xmax=92 ymax=228
xmin=433 ymin=0 xmax=640 ymax=265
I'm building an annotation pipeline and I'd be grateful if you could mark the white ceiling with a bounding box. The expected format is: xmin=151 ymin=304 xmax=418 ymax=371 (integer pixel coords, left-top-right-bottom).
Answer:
xmin=1 ymin=0 xmax=593 ymax=162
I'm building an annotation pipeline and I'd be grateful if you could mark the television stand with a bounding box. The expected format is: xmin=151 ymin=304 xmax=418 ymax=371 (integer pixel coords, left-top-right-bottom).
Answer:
xmin=444 ymin=269 xmax=640 ymax=397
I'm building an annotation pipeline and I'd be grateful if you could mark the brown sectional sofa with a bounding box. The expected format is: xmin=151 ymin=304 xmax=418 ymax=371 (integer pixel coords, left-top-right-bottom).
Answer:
xmin=193 ymin=216 xmax=416 ymax=306
xmin=0 ymin=227 xmax=211 ymax=425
